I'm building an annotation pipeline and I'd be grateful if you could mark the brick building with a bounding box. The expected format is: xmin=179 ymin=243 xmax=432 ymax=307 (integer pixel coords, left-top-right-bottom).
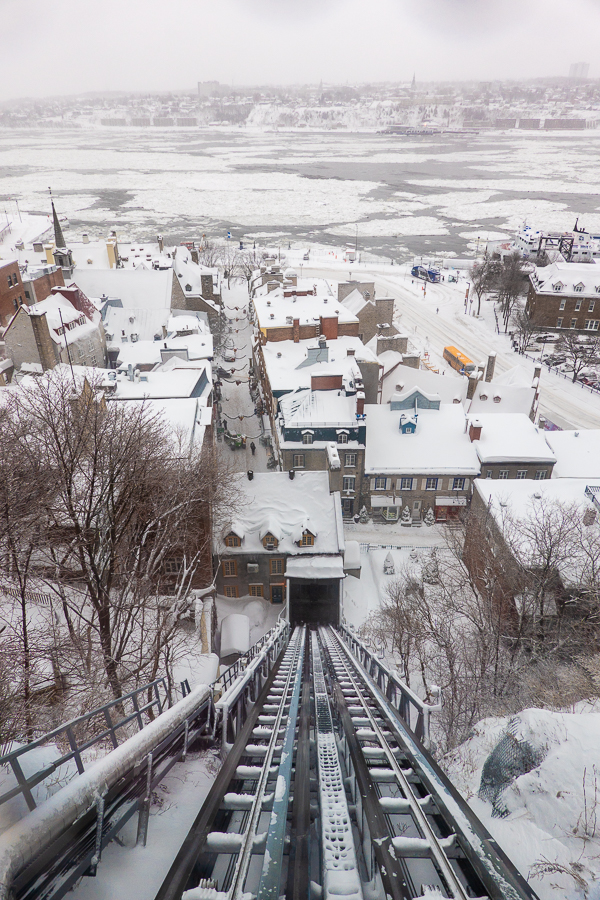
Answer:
xmin=0 ymin=260 xmax=26 ymax=326
xmin=467 ymin=413 xmax=556 ymax=481
xmin=22 ymin=265 xmax=65 ymax=305
xmin=526 ymin=261 xmax=600 ymax=333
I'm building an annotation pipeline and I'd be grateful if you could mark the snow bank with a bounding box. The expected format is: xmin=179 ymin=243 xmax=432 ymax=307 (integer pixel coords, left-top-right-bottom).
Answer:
xmin=220 ymin=614 xmax=250 ymax=659
xmin=443 ymin=704 xmax=600 ymax=900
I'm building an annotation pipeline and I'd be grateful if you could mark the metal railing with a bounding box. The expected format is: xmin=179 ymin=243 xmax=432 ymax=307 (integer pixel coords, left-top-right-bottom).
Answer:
xmin=336 ymin=623 xmax=440 ymax=746
xmin=216 ymin=619 xmax=290 ymax=693
xmin=0 ymin=678 xmax=168 ymax=812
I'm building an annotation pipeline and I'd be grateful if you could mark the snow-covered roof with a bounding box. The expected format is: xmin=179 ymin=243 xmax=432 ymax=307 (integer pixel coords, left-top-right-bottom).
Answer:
xmin=253 ymin=278 xmax=359 ymax=330
xmin=261 ymin=336 xmax=378 ymax=395
xmin=108 ymin=364 xmax=211 ymax=400
xmin=285 ymin=556 xmax=345 ymax=579
xmin=279 ymin=389 xmax=360 ymax=429
xmin=215 ymin=471 xmax=344 ymax=557
xmin=531 ymin=260 xmax=600 ymax=297
xmin=118 ymin=397 xmax=210 ymax=456
xmin=468 ymin=372 xmax=535 ymax=417
xmin=103 ymin=306 xmax=170 ymax=343
xmin=468 ymin=414 xmax=556 ymax=464
xmin=21 ymin=295 xmax=98 ymax=349
xmin=115 ymin=333 xmax=213 ymax=368
xmin=364 ymin=403 xmax=480 ymax=476
xmin=341 ymin=287 xmax=370 ymax=315
xmin=380 ymin=358 xmax=467 ymax=406
xmin=545 ymin=429 xmax=600 ymax=479
xmin=73 ymin=268 xmax=174 ymax=309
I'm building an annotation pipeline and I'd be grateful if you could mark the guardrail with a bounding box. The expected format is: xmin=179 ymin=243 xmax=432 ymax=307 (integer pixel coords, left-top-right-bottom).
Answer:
xmin=337 ymin=623 xmax=440 ymax=747
xmin=216 ymin=618 xmax=289 ymax=693
xmin=0 ymin=678 xmax=168 ymax=813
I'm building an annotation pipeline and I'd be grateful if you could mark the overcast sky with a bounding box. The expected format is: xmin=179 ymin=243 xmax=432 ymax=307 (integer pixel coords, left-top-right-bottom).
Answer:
xmin=3 ymin=0 xmax=600 ymax=101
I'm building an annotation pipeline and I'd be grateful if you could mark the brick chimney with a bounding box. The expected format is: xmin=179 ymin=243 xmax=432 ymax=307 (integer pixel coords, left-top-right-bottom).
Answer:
xmin=347 ymin=347 xmax=355 ymax=357
xmin=356 ymin=391 xmax=365 ymax=416
xmin=293 ymin=318 xmax=300 ymax=343
xmin=320 ymin=315 xmax=338 ymax=340
xmin=30 ymin=311 xmax=56 ymax=371
xmin=485 ymin=352 xmax=496 ymax=383
xmin=466 ymin=371 xmax=481 ymax=400
xmin=469 ymin=418 xmax=482 ymax=442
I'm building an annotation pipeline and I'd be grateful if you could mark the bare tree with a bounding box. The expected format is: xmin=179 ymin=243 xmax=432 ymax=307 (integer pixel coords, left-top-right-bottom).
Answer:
xmin=496 ymin=253 xmax=528 ymax=333
xmin=556 ymin=331 xmax=600 ymax=383
xmin=3 ymin=372 xmax=236 ymax=703
xmin=196 ymin=240 xmax=223 ymax=269
xmin=511 ymin=304 xmax=543 ymax=353
xmin=237 ymin=249 xmax=264 ymax=294
xmin=469 ymin=251 xmax=498 ymax=317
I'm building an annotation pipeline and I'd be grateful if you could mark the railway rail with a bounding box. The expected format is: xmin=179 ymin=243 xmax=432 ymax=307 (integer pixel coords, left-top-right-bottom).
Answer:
xmin=157 ymin=625 xmax=539 ymax=900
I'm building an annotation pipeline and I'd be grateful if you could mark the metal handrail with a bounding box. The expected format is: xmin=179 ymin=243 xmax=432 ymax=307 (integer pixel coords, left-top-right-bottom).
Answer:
xmin=336 ymin=623 xmax=440 ymax=746
xmin=0 ymin=678 xmax=168 ymax=812
xmin=216 ymin=619 xmax=290 ymax=693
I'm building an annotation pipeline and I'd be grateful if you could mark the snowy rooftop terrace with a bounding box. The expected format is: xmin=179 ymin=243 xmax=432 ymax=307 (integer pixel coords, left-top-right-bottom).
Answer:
xmin=468 ymin=413 xmax=556 ymax=465
xmin=215 ymin=471 xmax=344 ymax=558
xmin=279 ymin=388 xmax=362 ymax=430
xmin=364 ymin=403 xmax=480 ymax=476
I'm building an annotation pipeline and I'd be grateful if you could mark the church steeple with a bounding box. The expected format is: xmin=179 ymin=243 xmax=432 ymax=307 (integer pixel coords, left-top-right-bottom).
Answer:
xmin=51 ymin=200 xmax=66 ymax=250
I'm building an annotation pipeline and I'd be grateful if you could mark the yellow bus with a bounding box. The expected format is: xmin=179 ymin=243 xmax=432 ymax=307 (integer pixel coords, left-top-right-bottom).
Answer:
xmin=443 ymin=346 xmax=476 ymax=375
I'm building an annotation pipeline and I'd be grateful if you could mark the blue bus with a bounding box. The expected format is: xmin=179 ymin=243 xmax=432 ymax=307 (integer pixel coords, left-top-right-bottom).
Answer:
xmin=411 ymin=264 xmax=441 ymax=283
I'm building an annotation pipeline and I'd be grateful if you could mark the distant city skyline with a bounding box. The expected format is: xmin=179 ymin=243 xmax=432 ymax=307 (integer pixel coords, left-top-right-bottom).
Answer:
xmin=2 ymin=0 xmax=599 ymax=103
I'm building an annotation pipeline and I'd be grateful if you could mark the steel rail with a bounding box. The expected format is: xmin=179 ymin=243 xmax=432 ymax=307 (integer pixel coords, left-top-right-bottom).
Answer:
xmin=155 ymin=626 xmax=306 ymax=900
xmin=321 ymin=627 xmax=473 ymax=899
xmin=323 ymin=626 xmax=539 ymax=900
xmin=285 ymin=636 xmax=312 ymax=900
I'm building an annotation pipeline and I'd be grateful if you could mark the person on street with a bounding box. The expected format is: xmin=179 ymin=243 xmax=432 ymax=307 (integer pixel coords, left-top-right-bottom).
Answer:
xmin=250 ymin=441 xmax=256 ymax=455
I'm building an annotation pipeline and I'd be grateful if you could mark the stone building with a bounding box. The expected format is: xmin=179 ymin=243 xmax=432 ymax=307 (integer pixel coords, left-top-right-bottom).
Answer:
xmin=214 ymin=471 xmax=345 ymax=626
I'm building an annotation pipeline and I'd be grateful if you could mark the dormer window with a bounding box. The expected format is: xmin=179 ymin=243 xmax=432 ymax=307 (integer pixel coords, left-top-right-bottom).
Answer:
xmin=299 ymin=530 xmax=315 ymax=547
xmin=552 ymin=282 xmax=564 ymax=292
xmin=263 ymin=533 xmax=279 ymax=550
xmin=224 ymin=532 xmax=242 ymax=547
xmin=493 ymin=395 xmax=501 ymax=403
xmin=479 ymin=393 xmax=488 ymax=401
xmin=337 ymin=432 xmax=348 ymax=444
xmin=302 ymin=431 xmax=313 ymax=445
xmin=574 ymin=283 xmax=584 ymax=292
xmin=595 ymin=286 xmax=600 ymax=294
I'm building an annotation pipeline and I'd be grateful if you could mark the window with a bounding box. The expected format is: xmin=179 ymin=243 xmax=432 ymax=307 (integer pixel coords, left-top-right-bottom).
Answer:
xmin=498 ymin=470 xmax=509 ymax=480
xmin=293 ymin=454 xmax=305 ymax=468
xmin=382 ymin=507 xmax=399 ymax=521
xmin=345 ymin=453 xmax=357 ymax=467
xmin=165 ymin=558 xmax=183 ymax=574
xmin=486 ymin=470 xmax=492 ymax=478
xmin=516 ymin=469 xmax=528 ymax=479
xmin=263 ymin=533 xmax=278 ymax=550
xmin=559 ymin=298 xmax=566 ymax=310
xmin=224 ymin=585 xmax=239 ymax=598
xmin=557 ymin=318 xmax=563 ymax=328
xmin=575 ymin=299 xmax=582 ymax=311
xmin=223 ymin=560 xmax=238 ymax=577
xmin=534 ymin=469 xmax=548 ymax=480
xmin=249 ymin=584 xmax=264 ymax=597
xmin=270 ymin=558 xmax=284 ymax=575
xmin=589 ymin=300 xmax=596 ymax=312
xmin=337 ymin=432 xmax=348 ymax=444
xmin=300 ymin=531 xmax=315 ymax=546
xmin=585 ymin=320 xmax=600 ymax=331
xmin=343 ymin=476 xmax=355 ymax=492
xmin=6 ymin=276 xmax=11 ymax=288
xmin=374 ymin=477 xmax=387 ymax=490
xmin=13 ymin=298 xmax=18 ymax=311
xmin=425 ymin=477 xmax=438 ymax=490
xmin=302 ymin=433 xmax=313 ymax=445
xmin=225 ymin=533 xmax=241 ymax=547
xmin=574 ymin=283 xmax=584 ymax=292
xmin=596 ymin=286 xmax=600 ymax=294
xmin=553 ymin=283 xmax=563 ymax=292
xmin=452 ymin=477 xmax=465 ymax=491
xmin=571 ymin=319 xmax=577 ymax=329
xmin=400 ymin=477 xmax=412 ymax=490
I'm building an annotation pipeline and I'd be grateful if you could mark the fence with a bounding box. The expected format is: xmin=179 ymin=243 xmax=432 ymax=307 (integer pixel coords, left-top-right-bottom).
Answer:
xmin=0 ymin=678 xmax=168 ymax=812
xmin=216 ymin=619 xmax=290 ymax=694
xmin=521 ymin=349 xmax=600 ymax=396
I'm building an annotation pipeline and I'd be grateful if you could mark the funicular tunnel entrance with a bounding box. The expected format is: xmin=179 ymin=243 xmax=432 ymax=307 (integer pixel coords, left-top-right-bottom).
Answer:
xmin=288 ymin=578 xmax=340 ymax=627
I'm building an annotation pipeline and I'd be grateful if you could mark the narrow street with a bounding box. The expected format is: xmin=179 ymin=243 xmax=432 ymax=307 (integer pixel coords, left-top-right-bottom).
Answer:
xmin=215 ymin=279 xmax=272 ymax=474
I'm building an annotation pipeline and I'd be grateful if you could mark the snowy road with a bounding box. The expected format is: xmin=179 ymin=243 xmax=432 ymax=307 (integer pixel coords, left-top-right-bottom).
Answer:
xmin=303 ymin=262 xmax=600 ymax=430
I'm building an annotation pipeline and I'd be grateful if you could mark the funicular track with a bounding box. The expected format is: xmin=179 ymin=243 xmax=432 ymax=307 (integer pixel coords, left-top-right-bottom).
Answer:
xmin=157 ymin=625 xmax=539 ymax=900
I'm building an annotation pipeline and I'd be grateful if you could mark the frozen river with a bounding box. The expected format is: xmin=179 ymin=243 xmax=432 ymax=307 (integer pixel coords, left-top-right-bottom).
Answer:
xmin=1 ymin=127 xmax=600 ymax=260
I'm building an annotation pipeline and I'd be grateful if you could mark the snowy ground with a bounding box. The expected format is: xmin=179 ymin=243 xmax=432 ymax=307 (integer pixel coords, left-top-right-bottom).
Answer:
xmin=70 ymin=748 xmax=220 ymax=900
xmin=444 ymin=704 xmax=600 ymax=900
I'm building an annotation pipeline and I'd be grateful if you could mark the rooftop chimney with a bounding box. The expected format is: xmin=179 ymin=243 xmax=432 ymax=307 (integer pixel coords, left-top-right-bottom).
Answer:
xmin=469 ymin=419 xmax=482 ymax=442
xmin=485 ymin=352 xmax=497 ymax=383
xmin=347 ymin=348 xmax=355 ymax=357
xmin=356 ymin=391 xmax=365 ymax=416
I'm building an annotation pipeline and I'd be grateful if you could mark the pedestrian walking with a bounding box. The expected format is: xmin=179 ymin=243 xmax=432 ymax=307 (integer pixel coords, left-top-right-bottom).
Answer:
xmin=436 ymin=307 xmax=439 ymax=314
xmin=250 ymin=441 xmax=256 ymax=456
